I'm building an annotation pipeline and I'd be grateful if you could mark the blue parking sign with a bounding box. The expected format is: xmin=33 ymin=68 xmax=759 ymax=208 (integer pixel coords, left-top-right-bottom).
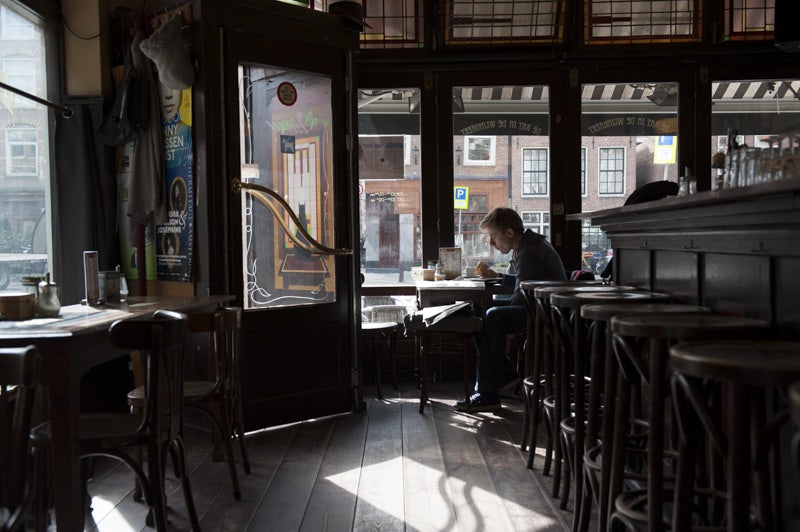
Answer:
xmin=454 ymin=186 xmax=469 ymax=209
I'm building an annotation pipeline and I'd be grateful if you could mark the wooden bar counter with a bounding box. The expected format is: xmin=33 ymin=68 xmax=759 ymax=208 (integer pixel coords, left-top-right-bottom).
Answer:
xmin=571 ymin=177 xmax=800 ymax=333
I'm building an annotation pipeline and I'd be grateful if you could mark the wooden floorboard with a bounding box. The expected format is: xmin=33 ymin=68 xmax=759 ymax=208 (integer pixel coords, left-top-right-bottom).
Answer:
xmin=71 ymin=382 xmax=575 ymax=532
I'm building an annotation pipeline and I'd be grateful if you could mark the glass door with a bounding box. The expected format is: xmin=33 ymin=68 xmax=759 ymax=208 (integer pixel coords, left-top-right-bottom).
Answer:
xmin=223 ymin=21 xmax=357 ymax=429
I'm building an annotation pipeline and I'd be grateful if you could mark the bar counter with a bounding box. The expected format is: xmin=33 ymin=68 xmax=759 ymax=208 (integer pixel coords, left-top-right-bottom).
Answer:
xmin=571 ymin=177 xmax=800 ymax=333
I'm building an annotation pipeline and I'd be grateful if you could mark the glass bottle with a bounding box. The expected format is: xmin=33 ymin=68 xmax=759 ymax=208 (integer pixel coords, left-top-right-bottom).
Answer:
xmin=434 ymin=262 xmax=445 ymax=281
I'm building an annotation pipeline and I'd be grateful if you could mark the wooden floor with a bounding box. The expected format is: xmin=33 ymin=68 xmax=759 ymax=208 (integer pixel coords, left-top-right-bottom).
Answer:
xmin=76 ymin=382 xmax=583 ymax=532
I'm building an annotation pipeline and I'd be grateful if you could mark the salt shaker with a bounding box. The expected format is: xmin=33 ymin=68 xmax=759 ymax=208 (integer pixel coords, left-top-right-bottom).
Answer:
xmin=36 ymin=272 xmax=61 ymax=318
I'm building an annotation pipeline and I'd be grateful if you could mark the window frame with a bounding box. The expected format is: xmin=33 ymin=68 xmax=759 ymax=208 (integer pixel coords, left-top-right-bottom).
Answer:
xmin=521 ymin=146 xmax=548 ymax=196
xmin=597 ymin=146 xmax=626 ymax=196
xmin=463 ymin=135 xmax=496 ymax=166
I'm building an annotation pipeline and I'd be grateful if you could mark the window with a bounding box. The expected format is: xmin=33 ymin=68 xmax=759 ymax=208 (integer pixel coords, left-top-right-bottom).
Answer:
xmin=0 ymin=5 xmax=33 ymax=39
xmin=0 ymin=1 xmax=49 ymax=293
xmin=521 ymin=211 xmax=550 ymax=238
xmin=581 ymin=147 xmax=587 ymax=196
xmin=5 ymin=126 xmax=36 ymax=175
xmin=445 ymin=0 xmax=567 ymax=46
xmin=586 ymin=0 xmax=701 ymax=44
xmin=598 ymin=147 xmax=625 ymax=195
xmin=2 ymin=57 xmax=36 ymax=108
xmin=521 ymin=147 xmax=547 ymax=196
xmin=463 ymin=135 xmax=495 ymax=165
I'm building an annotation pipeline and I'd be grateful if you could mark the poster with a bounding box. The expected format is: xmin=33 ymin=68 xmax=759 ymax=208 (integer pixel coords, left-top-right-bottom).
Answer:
xmin=156 ymin=85 xmax=193 ymax=281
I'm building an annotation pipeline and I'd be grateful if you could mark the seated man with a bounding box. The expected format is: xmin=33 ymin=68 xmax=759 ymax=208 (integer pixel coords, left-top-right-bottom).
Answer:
xmin=456 ymin=207 xmax=566 ymax=412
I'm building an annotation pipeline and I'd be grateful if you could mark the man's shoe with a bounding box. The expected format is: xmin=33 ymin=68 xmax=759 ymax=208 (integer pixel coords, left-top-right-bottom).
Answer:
xmin=455 ymin=392 xmax=501 ymax=412
xmin=499 ymin=376 xmax=521 ymax=398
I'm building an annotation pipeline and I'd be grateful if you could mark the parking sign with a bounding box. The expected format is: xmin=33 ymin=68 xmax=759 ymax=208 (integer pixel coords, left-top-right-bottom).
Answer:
xmin=454 ymin=186 xmax=469 ymax=210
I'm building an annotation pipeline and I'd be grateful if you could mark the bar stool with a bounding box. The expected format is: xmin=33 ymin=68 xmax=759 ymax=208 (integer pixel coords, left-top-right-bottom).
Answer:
xmin=576 ymin=302 xmax=710 ymax=532
xmin=361 ymin=321 xmax=399 ymax=400
xmin=549 ymin=290 xmax=671 ymax=530
xmin=536 ymin=284 xmax=636 ymax=506
xmin=608 ymin=313 xmax=770 ymax=532
xmin=519 ymin=279 xmax=604 ymax=470
xmin=669 ymin=340 xmax=800 ymax=532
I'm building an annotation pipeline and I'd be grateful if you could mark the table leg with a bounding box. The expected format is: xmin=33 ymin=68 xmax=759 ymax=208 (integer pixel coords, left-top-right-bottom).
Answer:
xmin=46 ymin=346 xmax=85 ymax=532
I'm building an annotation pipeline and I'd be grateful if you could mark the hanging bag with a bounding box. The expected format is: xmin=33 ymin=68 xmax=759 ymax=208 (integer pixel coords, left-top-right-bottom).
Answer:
xmin=97 ymin=44 xmax=149 ymax=146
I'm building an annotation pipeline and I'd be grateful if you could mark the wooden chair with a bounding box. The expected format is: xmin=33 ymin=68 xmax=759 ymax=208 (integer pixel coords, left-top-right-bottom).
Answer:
xmin=32 ymin=310 xmax=200 ymax=531
xmin=129 ymin=307 xmax=250 ymax=501
xmin=0 ymin=346 xmax=40 ymax=532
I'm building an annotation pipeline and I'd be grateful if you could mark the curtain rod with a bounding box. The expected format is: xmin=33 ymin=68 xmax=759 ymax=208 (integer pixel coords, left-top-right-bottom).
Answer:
xmin=0 ymin=81 xmax=72 ymax=118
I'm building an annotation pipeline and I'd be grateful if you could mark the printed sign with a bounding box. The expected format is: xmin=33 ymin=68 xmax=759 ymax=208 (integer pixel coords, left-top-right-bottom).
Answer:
xmin=454 ymin=186 xmax=469 ymax=210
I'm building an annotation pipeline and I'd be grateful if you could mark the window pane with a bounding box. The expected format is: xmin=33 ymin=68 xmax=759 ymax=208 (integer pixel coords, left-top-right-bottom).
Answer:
xmin=0 ymin=3 xmax=49 ymax=293
xmin=455 ymin=84 xmax=551 ymax=271
xmin=238 ymin=64 xmax=337 ymax=308
xmin=446 ymin=0 xmax=567 ymax=45
xmin=357 ymin=88 xmax=420 ymax=285
xmin=580 ymin=81 xmax=679 ymax=275
xmin=586 ymin=0 xmax=701 ymax=44
xmin=522 ymin=147 xmax=548 ymax=195
xmin=711 ymin=78 xmax=800 ymax=188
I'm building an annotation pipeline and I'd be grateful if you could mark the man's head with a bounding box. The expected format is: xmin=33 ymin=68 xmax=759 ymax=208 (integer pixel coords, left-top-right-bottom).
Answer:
xmin=480 ymin=207 xmax=524 ymax=254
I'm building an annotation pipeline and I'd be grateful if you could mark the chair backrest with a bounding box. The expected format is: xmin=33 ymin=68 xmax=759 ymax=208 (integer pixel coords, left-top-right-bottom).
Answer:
xmin=0 ymin=345 xmax=40 ymax=532
xmin=186 ymin=307 xmax=241 ymax=395
xmin=109 ymin=310 xmax=188 ymax=441
xmin=364 ymin=304 xmax=407 ymax=324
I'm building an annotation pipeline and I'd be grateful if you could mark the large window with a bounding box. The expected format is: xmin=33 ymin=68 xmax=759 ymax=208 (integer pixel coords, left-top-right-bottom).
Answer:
xmin=0 ymin=2 xmax=49 ymax=292
xmin=580 ymin=81 xmax=678 ymax=273
xmin=598 ymin=147 xmax=626 ymax=195
xmin=521 ymin=147 xmax=548 ymax=196
xmin=357 ymin=88 xmax=421 ymax=285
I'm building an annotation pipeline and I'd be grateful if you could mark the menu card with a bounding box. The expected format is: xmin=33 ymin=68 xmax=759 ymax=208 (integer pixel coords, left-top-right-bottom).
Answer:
xmin=438 ymin=247 xmax=462 ymax=280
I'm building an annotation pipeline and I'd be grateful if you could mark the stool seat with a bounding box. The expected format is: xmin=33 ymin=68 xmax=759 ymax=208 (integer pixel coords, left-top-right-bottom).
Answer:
xmin=551 ymin=289 xmax=670 ymax=310
xmin=362 ymin=321 xmax=399 ymax=332
xmin=611 ymin=312 xmax=770 ymax=340
xmin=580 ymin=302 xmax=709 ymax=322
xmin=670 ymin=340 xmax=800 ymax=386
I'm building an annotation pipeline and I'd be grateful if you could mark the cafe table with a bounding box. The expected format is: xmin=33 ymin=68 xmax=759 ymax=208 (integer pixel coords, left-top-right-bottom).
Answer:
xmin=415 ymin=278 xmax=512 ymax=312
xmin=0 ymin=294 xmax=233 ymax=531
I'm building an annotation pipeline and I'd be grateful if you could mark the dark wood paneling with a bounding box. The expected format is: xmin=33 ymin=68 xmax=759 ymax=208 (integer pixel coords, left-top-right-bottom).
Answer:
xmin=616 ymin=248 xmax=650 ymax=289
xmin=652 ymin=250 xmax=699 ymax=304
xmin=775 ymin=256 xmax=800 ymax=334
xmin=702 ymin=253 xmax=771 ymax=320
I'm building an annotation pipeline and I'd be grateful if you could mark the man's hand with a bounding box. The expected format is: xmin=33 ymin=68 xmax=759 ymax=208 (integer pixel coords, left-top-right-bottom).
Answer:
xmin=475 ymin=260 xmax=497 ymax=278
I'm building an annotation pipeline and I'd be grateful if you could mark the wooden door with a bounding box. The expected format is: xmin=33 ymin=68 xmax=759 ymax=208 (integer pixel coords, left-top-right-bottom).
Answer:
xmin=217 ymin=3 xmax=359 ymax=429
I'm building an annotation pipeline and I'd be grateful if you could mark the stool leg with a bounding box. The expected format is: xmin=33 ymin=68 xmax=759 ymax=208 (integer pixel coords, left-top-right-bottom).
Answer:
xmin=598 ymin=324 xmax=616 ymax=532
xmin=671 ymin=372 xmax=701 ymax=532
xmin=729 ymin=382 xmax=750 ymax=532
xmin=374 ymin=333 xmax=383 ymax=400
xmin=418 ymin=336 xmax=428 ymax=413
xmin=389 ymin=330 xmax=399 ymax=390
xmin=462 ymin=334 xmax=472 ymax=414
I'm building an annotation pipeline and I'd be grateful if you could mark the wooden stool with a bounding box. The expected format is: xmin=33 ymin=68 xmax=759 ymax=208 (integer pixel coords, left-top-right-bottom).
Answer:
xmin=670 ymin=340 xmax=800 ymax=532
xmin=549 ymin=290 xmax=671 ymax=531
xmin=413 ymin=315 xmax=482 ymax=414
xmin=536 ymin=284 xmax=636 ymax=506
xmin=361 ymin=321 xmax=399 ymax=400
xmin=608 ymin=313 xmax=770 ymax=532
xmin=576 ymin=302 xmax=710 ymax=532
xmin=519 ymin=280 xmax=602 ymax=471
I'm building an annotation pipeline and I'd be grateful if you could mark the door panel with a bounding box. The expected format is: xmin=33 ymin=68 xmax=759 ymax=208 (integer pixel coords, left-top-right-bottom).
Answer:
xmin=223 ymin=26 xmax=356 ymax=429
